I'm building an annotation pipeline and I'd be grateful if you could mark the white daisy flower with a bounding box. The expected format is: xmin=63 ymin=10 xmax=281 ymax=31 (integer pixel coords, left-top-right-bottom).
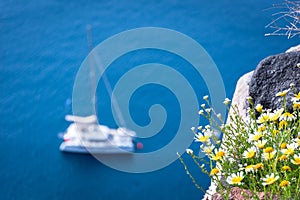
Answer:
xmin=276 ymin=89 xmax=289 ymax=97
xmin=291 ymin=154 xmax=300 ymax=165
xmin=248 ymin=132 xmax=264 ymax=142
xmin=194 ymin=132 xmax=210 ymax=143
xmin=263 ymin=150 xmax=277 ymax=161
xmin=226 ymin=172 xmax=244 ymax=185
xmin=281 ymin=143 xmax=297 ymax=155
xmin=243 ymin=147 xmax=257 ymax=159
xmin=203 ymin=95 xmax=209 ymax=100
xmin=223 ymin=98 xmax=231 ymax=105
xmin=200 ymin=144 xmax=215 ymax=154
xmin=186 ymin=149 xmax=193 ymax=155
xmin=279 ymin=112 xmax=296 ymax=121
xmin=262 ymin=173 xmax=279 ymax=186
xmin=254 ymin=140 xmax=267 ymax=149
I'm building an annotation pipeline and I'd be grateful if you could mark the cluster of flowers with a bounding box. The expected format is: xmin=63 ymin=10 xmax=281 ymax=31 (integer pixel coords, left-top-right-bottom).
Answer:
xmin=184 ymin=87 xmax=300 ymax=198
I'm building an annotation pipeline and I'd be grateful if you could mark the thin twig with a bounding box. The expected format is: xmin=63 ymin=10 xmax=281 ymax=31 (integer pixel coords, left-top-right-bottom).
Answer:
xmin=265 ymin=0 xmax=300 ymax=39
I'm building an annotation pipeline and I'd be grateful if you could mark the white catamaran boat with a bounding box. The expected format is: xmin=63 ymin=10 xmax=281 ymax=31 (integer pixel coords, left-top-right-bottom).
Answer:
xmin=60 ymin=115 xmax=136 ymax=154
xmin=60 ymin=25 xmax=140 ymax=154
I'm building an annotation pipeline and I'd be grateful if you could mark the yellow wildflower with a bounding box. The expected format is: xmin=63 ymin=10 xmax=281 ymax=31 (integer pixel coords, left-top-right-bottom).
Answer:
xmin=257 ymin=126 xmax=266 ymax=132
xmin=264 ymin=147 xmax=274 ymax=153
xmin=255 ymin=104 xmax=263 ymax=113
xmin=279 ymin=180 xmax=290 ymax=187
xmin=278 ymin=155 xmax=288 ymax=161
xmin=253 ymin=163 xmax=264 ymax=170
xmin=276 ymin=89 xmax=289 ymax=97
xmin=280 ymin=142 xmax=287 ymax=149
xmin=272 ymin=129 xmax=279 ymax=136
xmin=282 ymin=166 xmax=291 ymax=171
xmin=216 ymin=151 xmax=225 ymax=157
xmin=292 ymin=92 xmax=300 ymax=102
xmin=210 ymin=168 xmax=220 ymax=176
xmin=279 ymin=120 xmax=287 ymax=130
xmin=293 ymin=102 xmax=300 ymax=110
xmin=257 ymin=114 xmax=270 ymax=123
xmin=211 ymin=149 xmax=225 ymax=161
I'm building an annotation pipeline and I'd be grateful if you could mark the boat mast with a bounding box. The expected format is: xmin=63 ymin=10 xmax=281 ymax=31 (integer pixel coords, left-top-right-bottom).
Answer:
xmin=86 ymin=25 xmax=96 ymax=112
xmin=86 ymin=25 xmax=126 ymax=127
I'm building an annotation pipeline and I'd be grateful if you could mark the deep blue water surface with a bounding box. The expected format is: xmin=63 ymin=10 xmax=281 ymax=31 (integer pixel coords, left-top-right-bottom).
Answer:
xmin=0 ymin=0 xmax=298 ymax=199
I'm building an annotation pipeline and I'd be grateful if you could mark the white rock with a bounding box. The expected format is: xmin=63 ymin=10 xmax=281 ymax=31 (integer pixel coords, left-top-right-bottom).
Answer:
xmin=226 ymin=71 xmax=253 ymax=124
xmin=286 ymin=44 xmax=300 ymax=53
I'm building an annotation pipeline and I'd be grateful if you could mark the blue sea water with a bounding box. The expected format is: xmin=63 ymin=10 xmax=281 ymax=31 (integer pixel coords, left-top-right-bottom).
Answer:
xmin=0 ymin=0 xmax=298 ymax=199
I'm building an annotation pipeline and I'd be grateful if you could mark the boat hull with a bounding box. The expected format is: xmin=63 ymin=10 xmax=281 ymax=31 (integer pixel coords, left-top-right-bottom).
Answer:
xmin=59 ymin=142 xmax=134 ymax=154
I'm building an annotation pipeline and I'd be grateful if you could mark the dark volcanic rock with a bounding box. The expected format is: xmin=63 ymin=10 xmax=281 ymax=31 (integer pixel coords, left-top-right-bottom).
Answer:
xmin=249 ymin=52 xmax=300 ymax=112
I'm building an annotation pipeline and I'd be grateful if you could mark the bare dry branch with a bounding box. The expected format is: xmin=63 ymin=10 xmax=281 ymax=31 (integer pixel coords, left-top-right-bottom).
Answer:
xmin=265 ymin=0 xmax=300 ymax=39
